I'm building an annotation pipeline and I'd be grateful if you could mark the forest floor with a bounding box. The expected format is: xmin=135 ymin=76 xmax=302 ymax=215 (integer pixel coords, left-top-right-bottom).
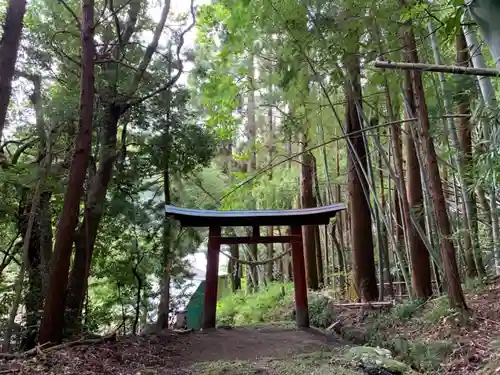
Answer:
xmin=331 ymin=279 xmax=500 ymax=375
xmin=0 ymin=323 xmax=367 ymax=375
xmin=2 ymin=282 xmax=499 ymax=374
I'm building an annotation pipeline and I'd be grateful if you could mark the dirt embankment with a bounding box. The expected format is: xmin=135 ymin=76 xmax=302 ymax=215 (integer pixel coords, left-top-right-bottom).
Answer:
xmin=330 ymin=281 xmax=500 ymax=375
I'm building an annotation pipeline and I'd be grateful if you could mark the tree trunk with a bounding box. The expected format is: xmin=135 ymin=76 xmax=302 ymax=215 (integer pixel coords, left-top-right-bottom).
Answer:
xmin=401 ymin=9 xmax=467 ymax=310
xmin=467 ymin=0 xmax=500 ymax=68
xmin=300 ymin=139 xmax=319 ymax=290
xmin=246 ymin=55 xmax=258 ymax=292
xmin=39 ymin=0 xmax=95 ymax=344
xmin=225 ymin=143 xmax=241 ymax=291
xmin=334 ymin=138 xmax=346 ymax=297
xmin=312 ymin=155 xmax=324 ymax=286
xmin=157 ymin=164 xmax=172 ymax=329
xmin=266 ymin=105 xmax=274 ymax=282
xmin=402 ymin=65 xmax=432 ymax=298
xmin=4 ymin=183 xmax=43 ymax=352
xmin=0 ymin=0 xmax=27 ymax=141
xmin=462 ymin=13 xmax=500 ymax=273
xmin=378 ymin=127 xmax=393 ymax=299
xmin=456 ymin=30 xmax=485 ymax=278
xmin=65 ymin=104 xmax=120 ymax=330
xmin=65 ymin=0 xmax=174 ymax=323
xmin=380 ymin=56 xmax=411 ymax=295
xmin=16 ymin=74 xmax=52 ymax=350
xmin=344 ymin=50 xmax=378 ymax=302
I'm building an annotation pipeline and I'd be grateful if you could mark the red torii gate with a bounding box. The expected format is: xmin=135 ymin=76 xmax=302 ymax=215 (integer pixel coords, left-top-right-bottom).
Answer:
xmin=165 ymin=204 xmax=346 ymax=329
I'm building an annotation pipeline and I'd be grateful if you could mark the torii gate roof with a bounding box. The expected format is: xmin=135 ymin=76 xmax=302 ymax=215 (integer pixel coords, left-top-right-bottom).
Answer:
xmin=165 ymin=204 xmax=346 ymax=227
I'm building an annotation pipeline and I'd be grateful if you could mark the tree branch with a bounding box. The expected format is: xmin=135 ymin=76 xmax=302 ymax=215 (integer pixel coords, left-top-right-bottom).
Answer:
xmin=0 ymin=232 xmax=21 ymax=274
xmin=374 ymin=59 xmax=500 ymax=77
xmin=126 ymin=0 xmax=172 ymax=98
xmin=108 ymin=0 xmax=123 ymax=54
xmin=119 ymin=0 xmax=142 ymax=51
xmin=125 ymin=0 xmax=196 ymax=109
xmin=58 ymin=0 xmax=81 ymax=29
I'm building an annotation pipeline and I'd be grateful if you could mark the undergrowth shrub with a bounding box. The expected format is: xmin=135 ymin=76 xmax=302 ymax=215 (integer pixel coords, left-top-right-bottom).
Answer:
xmin=422 ymin=297 xmax=451 ymax=325
xmin=217 ymin=282 xmax=293 ymax=326
xmin=409 ymin=340 xmax=453 ymax=372
xmin=380 ymin=335 xmax=452 ymax=372
xmin=391 ymin=298 xmax=424 ymax=321
xmin=308 ymin=294 xmax=337 ymax=328
xmin=464 ymin=277 xmax=486 ymax=291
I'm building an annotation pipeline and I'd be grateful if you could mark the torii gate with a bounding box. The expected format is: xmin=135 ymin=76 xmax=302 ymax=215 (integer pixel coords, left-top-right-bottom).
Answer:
xmin=165 ymin=203 xmax=346 ymax=329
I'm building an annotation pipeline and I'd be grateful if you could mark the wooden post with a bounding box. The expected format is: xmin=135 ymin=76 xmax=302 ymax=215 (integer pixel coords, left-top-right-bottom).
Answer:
xmin=290 ymin=225 xmax=310 ymax=328
xmin=203 ymin=226 xmax=221 ymax=329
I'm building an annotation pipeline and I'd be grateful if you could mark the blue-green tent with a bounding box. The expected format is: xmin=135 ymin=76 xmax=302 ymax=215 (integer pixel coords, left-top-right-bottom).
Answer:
xmin=186 ymin=275 xmax=231 ymax=329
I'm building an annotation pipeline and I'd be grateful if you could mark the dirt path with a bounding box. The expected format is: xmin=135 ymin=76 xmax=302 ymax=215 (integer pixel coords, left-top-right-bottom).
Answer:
xmin=180 ymin=326 xmax=343 ymax=362
xmin=4 ymin=326 xmax=354 ymax=375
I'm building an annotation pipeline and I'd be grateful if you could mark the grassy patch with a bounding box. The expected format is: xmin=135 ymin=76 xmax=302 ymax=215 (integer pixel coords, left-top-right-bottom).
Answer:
xmin=190 ymin=360 xmax=261 ymax=375
xmin=267 ymin=351 xmax=360 ymax=375
xmin=216 ymin=283 xmax=337 ymax=328
xmin=190 ymin=351 xmax=362 ymax=375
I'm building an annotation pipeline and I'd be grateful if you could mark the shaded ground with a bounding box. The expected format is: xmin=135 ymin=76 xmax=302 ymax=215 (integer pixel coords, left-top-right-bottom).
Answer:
xmin=332 ymin=280 xmax=500 ymax=374
xmin=0 ymin=324 xmax=360 ymax=375
xmin=6 ymin=280 xmax=499 ymax=374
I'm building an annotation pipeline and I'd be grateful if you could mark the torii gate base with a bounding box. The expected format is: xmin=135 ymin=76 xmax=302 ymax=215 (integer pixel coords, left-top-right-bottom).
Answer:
xmin=165 ymin=204 xmax=346 ymax=330
xmin=205 ymin=225 xmax=309 ymax=329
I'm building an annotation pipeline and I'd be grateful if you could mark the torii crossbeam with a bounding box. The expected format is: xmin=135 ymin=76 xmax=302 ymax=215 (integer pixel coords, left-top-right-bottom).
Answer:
xmin=165 ymin=203 xmax=346 ymax=329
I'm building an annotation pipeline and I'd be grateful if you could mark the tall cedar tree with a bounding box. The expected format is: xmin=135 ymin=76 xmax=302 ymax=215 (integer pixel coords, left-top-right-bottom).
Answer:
xmin=402 ymin=68 xmax=433 ymax=298
xmin=400 ymin=2 xmax=467 ymax=310
xmin=344 ymin=51 xmax=378 ymax=301
xmin=39 ymin=0 xmax=95 ymax=344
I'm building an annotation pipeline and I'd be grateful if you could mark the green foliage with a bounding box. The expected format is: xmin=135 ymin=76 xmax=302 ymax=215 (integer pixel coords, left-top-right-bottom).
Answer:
xmin=216 ymin=282 xmax=294 ymax=326
xmin=383 ymin=335 xmax=453 ymax=372
xmin=307 ymin=293 xmax=337 ymax=329
xmin=216 ymin=284 xmax=339 ymax=329
xmin=408 ymin=340 xmax=453 ymax=372
xmin=391 ymin=298 xmax=424 ymax=321
xmin=421 ymin=297 xmax=452 ymax=325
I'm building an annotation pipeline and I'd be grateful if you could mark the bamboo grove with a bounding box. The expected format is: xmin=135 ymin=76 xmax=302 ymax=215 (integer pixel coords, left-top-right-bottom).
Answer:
xmin=0 ymin=0 xmax=498 ymax=351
